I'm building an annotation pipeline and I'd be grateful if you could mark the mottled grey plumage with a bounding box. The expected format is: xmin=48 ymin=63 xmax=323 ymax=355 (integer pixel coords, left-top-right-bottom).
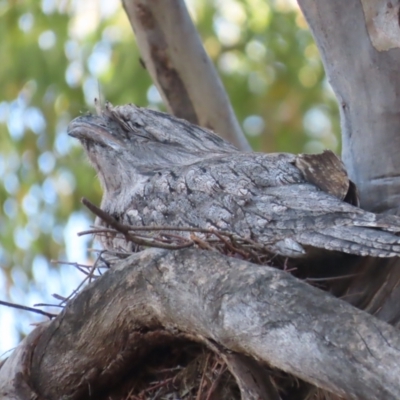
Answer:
xmin=68 ymin=103 xmax=400 ymax=258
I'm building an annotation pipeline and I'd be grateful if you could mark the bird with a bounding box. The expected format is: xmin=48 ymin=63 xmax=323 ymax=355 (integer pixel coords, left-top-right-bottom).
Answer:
xmin=68 ymin=103 xmax=400 ymax=259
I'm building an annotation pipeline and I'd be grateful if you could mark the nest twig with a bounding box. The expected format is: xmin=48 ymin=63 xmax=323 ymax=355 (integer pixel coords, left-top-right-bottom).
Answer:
xmin=80 ymin=197 xmax=275 ymax=266
xmin=104 ymin=344 xmax=238 ymax=400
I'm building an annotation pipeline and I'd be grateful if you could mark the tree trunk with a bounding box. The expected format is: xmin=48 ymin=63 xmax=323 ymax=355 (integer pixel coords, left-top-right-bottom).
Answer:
xmin=298 ymin=0 xmax=400 ymax=214
xmin=298 ymin=0 xmax=400 ymax=325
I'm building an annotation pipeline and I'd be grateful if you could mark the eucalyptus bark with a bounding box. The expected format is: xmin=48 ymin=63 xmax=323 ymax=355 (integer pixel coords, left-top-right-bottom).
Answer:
xmin=121 ymin=0 xmax=250 ymax=151
xmin=3 ymin=249 xmax=400 ymax=400
xmin=298 ymin=0 xmax=400 ymax=214
xmin=297 ymin=0 xmax=400 ymax=324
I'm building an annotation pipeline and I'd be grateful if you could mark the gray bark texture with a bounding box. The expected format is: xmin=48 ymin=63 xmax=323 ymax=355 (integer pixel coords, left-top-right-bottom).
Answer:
xmin=297 ymin=0 xmax=400 ymax=324
xmin=3 ymin=249 xmax=400 ymax=400
xmin=298 ymin=0 xmax=400 ymax=214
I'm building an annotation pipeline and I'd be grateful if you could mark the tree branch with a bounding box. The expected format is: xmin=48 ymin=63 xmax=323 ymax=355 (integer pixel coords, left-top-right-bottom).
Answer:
xmin=3 ymin=249 xmax=400 ymax=399
xmin=121 ymin=0 xmax=251 ymax=151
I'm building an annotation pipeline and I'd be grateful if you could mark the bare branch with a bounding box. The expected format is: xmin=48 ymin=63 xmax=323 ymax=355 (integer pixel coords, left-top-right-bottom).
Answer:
xmin=121 ymin=0 xmax=251 ymax=151
xmin=3 ymin=249 xmax=400 ymax=399
xmin=0 ymin=300 xmax=56 ymax=319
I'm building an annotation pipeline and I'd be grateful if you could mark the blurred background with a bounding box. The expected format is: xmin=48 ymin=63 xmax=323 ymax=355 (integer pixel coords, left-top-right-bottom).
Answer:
xmin=0 ymin=0 xmax=339 ymax=355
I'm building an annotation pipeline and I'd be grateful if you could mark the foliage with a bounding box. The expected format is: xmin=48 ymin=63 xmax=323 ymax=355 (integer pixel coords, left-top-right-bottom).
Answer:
xmin=0 ymin=0 xmax=338 ymax=350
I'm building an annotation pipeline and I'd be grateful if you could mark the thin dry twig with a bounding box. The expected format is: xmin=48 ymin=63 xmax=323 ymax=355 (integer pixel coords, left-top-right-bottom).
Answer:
xmin=34 ymin=303 xmax=64 ymax=308
xmin=51 ymin=259 xmax=93 ymax=276
xmin=82 ymin=197 xmax=195 ymax=250
xmin=0 ymin=300 xmax=57 ymax=319
xmin=205 ymin=362 xmax=227 ymax=400
xmin=196 ymin=353 xmax=211 ymax=400
xmin=80 ymin=197 xmax=278 ymax=267
xmin=305 ymin=273 xmax=360 ymax=283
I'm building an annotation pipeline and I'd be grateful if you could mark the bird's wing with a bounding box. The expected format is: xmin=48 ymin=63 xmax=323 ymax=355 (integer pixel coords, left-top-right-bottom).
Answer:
xmin=115 ymin=152 xmax=400 ymax=258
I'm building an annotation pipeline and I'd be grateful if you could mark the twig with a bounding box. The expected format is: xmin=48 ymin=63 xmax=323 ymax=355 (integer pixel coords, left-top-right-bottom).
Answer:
xmin=51 ymin=259 xmax=92 ymax=270
xmin=78 ymin=224 xmax=236 ymax=237
xmin=81 ymin=198 xmax=194 ymax=250
xmin=137 ymin=377 xmax=174 ymax=396
xmin=52 ymin=293 xmax=67 ymax=301
xmin=51 ymin=259 xmax=93 ymax=276
xmin=80 ymin=198 xmax=282 ymax=268
xmin=34 ymin=303 xmax=64 ymax=308
xmin=0 ymin=300 xmax=57 ymax=318
xmin=212 ymin=231 xmax=249 ymax=258
xmin=305 ymin=273 xmax=359 ymax=282
xmin=196 ymin=353 xmax=211 ymax=400
xmin=190 ymin=234 xmax=215 ymax=251
xmin=205 ymin=362 xmax=227 ymax=400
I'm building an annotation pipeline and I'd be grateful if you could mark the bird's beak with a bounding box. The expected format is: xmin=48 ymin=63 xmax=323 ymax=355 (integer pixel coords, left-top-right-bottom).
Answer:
xmin=68 ymin=118 xmax=124 ymax=151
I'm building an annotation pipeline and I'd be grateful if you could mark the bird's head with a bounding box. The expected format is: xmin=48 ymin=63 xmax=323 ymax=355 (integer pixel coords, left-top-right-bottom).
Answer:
xmin=68 ymin=103 xmax=238 ymax=196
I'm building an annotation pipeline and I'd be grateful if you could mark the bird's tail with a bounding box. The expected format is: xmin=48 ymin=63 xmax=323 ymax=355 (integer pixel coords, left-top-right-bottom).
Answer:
xmin=298 ymin=217 xmax=400 ymax=257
